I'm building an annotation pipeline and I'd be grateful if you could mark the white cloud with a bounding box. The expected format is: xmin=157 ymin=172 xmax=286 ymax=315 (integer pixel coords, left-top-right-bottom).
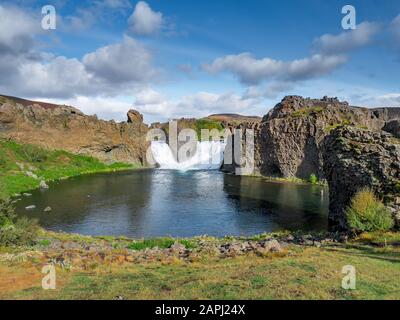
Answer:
xmin=83 ymin=36 xmax=159 ymax=84
xmin=244 ymin=82 xmax=294 ymax=100
xmin=132 ymin=89 xmax=261 ymax=120
xmin=392 ymin=15 xmax=400 ymax=36
xmin=0 ymin=5 xmax=40 ymax=55
xmin=100 ymin=0 xmax=132 ymax=9
xmin=204 ymin=22 xmax=381 ymax=96
xmin=128 ymin=1 xmax=163 ymax=36
xmin=41 ymin=95 xmax=133 ymax=121
xmin=17 ymin=56 xmax=93 ymax=98
xmin=204 ymin=52 xmax=347 ymax=85
xmin=135 ymin=88 xmax=165 ymax=105
xmin=0 ymin=30 xmax=160 ymax=98
xmin=0 ymin=5 xmax=161 ymax=100
xmin=314 ymin=22 xmax=381 ymax=55
xmin=58 ymin=9 xmax=96 ymax=32
xmin=59 ymin=0 xmax=133 ymax=32
xmin=354 ymin=93 xmax=400 ymax=107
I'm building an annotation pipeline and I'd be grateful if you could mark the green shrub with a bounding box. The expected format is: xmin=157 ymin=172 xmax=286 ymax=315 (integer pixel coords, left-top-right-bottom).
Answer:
xmin=346 ymin=189 xmax=394 ymax=232
xmin=0 ymin=197 xmax=39 ymax=246
xmin=17 ymin=144 xmax=48 ymax=162
xmin=309 ymin=174 xmax=318 ymax=184
xmin=195 ymin=119 xmax=224 ymax=140
xmin=127 ymin=238 xmax=196 ymax=250
xmin=0 ymin=197 xmax=16 ymax=227
xmin=128 ymin=238 xmax=175 ymax=250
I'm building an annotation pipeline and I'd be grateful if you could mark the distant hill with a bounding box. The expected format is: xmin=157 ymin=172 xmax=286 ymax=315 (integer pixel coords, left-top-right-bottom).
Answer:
xmin=206 ymin=113 xmax=262 ymax=124
xmin=0 ymin=94 xmax=63 ymax=110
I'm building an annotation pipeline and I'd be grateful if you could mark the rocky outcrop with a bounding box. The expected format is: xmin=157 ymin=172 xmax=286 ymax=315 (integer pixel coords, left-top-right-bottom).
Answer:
xmin=323 ymin=126 xmax=400 ymax=230
xmin=383 ymin=120 xmax=400 ymax=138
xmin=127 ymin=109 xmax=144 ymax=124
xmin=0 ymin=95 xmax=149 ymax=165
xmin=255 ymin=96 xmax=400 ymax=179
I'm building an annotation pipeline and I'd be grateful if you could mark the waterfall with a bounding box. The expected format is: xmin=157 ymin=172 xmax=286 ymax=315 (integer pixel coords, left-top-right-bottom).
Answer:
xmin=151 ymin=141 xmax=226 ymax=171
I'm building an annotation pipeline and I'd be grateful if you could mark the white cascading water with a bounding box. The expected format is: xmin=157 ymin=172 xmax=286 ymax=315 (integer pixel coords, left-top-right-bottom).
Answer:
xmin=151 ymin=141 xmax=226 ymax=171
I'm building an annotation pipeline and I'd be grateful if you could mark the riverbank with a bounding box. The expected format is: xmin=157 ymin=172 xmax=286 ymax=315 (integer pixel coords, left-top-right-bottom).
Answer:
xmin=0 ymin=139 xmax=143 ymax=197
xmin=1 ymin=230 xmax=399 ymax=299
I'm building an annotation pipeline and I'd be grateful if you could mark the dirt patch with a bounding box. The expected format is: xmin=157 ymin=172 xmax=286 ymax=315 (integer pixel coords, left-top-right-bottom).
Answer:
xmin=0 ymin=265 xmax=43 ymax=296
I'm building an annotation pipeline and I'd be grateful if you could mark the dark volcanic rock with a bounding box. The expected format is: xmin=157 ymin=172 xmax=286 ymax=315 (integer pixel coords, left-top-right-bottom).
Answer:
xmin=383 ymin=120 xmax=400 ymax=138
xmin=127 ymin=109 xmax=144 ymax=124
xmin=255 ymin=96 xmax=400 ymax=179
xmin=323 ymin=126 xmax=400 ymax=230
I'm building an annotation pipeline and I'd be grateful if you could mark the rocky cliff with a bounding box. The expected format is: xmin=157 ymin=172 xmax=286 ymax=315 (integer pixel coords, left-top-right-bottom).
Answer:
xmin=0 ymin=95 xmax=149 ymax=165
xmin=323 ymin=126 xmax=400 ymax=230
xmin=255 ymin=96 xmax=400 ymax=179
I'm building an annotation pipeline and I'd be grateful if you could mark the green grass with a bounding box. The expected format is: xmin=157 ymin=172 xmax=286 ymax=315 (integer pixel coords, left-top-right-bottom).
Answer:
xmin=291 ymin=106 xmax=324 ymax=118
xmin=324 ymin=120 xmax=352 ymax=133
xmin=195 ymin=119 xmax=224 ymax=140
xmin=0 ymin=139 xmax=140 ymax=196
xmin=1 ymin=242 xmax=400 ymax=300
xmin=355 ymin=231 xmax=400 ymax=246
xmin=127 ymin=237 xmax=197 ymax=250
xmin=0 ymin=231 xmax=400 ymax=299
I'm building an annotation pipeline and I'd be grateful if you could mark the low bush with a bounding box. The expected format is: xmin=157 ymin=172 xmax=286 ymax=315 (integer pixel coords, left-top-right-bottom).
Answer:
xmin=346 ymin=189 xmax=394 ymax=232
xmin=0 ymin=197 xmax=39 ymax=246
xmin=17 ymin=144 xmax=48 ymax=163
xmin=127 ymin=238 xmax=196 ymax=250
xmin=309 ymin=174 xmax=318 ymax=184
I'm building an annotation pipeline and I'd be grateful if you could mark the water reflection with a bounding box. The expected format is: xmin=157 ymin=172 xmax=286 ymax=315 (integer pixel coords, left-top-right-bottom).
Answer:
xmin=15 ymin=170 xmax=328 ymax=238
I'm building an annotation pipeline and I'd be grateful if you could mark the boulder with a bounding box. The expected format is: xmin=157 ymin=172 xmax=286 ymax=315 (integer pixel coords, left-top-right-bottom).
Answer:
xmin=323 ymin=126 xmax=400 ymax=230
xmin=169 ymin=242 xmax=186 ymax=254
xmin=26 ymin=171 xmax=38 ymax=179
xmin=383 ymin=120 xmax=400 ymax=138
xmin=254 ymin=96 xmax=400 ymax=179
xmin=127 ymin=109 xmax=144 ymax=124
xmin=39 ymin=180 xmax=49 ymax=189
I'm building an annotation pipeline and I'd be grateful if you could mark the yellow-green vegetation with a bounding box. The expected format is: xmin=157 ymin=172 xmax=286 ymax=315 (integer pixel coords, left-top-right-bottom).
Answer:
xmin=394 ymin=181 xmax=400 ymax=193
xmin=291 ymin=106 xmax=324 ymax=118
xmin=195 ymin=119 xmax=224 ymax=140
xmin=309 ymin=174 xmax=318 ymax=184
xmin=0 ymin=231 xmax=400 ymax=300
xmin=324 ymin=120 xmax=352 ymax=133
xmin=0 ymin=197 xmax=39 ymax=246
xmin=355 ymin=231 xmax=400 ymax=246
xmin=127 ymin=237 xmax=197 ymax=250
xmin=346 ymin=189 xmax=394 ymax=232
xmin=0 ymin=139 xmax=139 ymax=196
xmin=246 ymin=172 xmax=327 ymax=187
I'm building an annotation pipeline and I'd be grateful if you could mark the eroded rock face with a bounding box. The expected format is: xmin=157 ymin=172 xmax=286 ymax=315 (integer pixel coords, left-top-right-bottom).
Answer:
xmin=0 ymin=95 xmax=149 ymax=165
xmin=383 ymin=120 xmax=400 ymax=138
xmin=127 ymin=109 xmax=143 ymax=124
xmin=323 ymin=126 xmax=400 ymax=230
xmin=255 ymin=96 xmax=400 ymax=179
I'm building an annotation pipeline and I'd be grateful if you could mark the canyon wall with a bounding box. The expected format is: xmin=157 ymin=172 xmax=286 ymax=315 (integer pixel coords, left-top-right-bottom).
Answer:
xmin=255 ymin=96 xmax=400 ymax=180
xmin=0 ymin=95 xmax=149 ymax=165
xmin=323 ymin=126 xmax=400 ymax=230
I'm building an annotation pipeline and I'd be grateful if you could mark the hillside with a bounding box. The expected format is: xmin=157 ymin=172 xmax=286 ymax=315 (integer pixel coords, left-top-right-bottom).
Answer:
xmin=0 ymin=95 xmax=149 ymax=165
xmin=0 ymin=139 xmax=135 ymax=196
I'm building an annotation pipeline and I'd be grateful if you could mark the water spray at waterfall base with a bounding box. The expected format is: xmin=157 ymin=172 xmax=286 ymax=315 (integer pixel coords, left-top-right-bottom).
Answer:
xmin=146 ymin=120 xmax=255 ymax=174
xmin=151 ymin=141 xmax=226 ymax=171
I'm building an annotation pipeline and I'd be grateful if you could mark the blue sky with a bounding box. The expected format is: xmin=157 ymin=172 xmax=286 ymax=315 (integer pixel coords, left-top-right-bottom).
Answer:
xmin=0 ymin=0 xmax=399 ymax=123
